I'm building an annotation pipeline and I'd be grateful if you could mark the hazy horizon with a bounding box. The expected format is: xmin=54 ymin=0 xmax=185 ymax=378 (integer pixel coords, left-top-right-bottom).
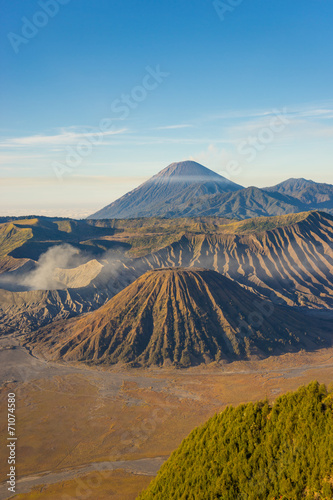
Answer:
xmin=0 ymin=164 xmax=331 ymax=219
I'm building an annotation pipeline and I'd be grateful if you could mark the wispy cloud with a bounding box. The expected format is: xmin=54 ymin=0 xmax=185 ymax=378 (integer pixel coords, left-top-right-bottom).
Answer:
xmin=227 ymin=117 xmax=333 ymax=143
xmin=288 ymin=105 xmax=333 ymax=120
xmin=0 ymin=153 xmax=47 ymax=164
xmin=155 ymin=124 xmax=194 ymax=130
xmin=0 ymin=175 xmax=148 ymax=186
xmin=0 ymin=127 xmax=128 ymax=148
xmin=207 ymin=109 xmax=277 ymax=121
xmin=206 ymin=102 xmax=333 ymax=123
xmin=216 ymin=103 xmax=333 ymax=146
xmin=101 ymin=135 xmax=233 ymax=146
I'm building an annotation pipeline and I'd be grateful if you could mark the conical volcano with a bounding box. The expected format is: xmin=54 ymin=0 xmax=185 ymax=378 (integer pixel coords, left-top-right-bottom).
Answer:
xmin=88 ymin=161 xmax=243 ymax=219
xmin=25 ymin=268 xmax=330 ymax=367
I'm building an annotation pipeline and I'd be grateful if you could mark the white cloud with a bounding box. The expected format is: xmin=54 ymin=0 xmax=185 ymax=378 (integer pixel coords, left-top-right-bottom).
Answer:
xmin=223 ymin=108 xmax=333 ymax=145
xmin=0 ymin=127 xmax=128 ymax=148
xmin=155 ymin=124 xmax=194 ymax=130
xmin=0 ymin=154 xmax=46 ymax=164
xmin=206 ymin=102 xmax=333 ymax=123
xmin=207 ymin=109 xmax=276 ymax=121
xmin=101 ymin=135 xmax=233 ymax=146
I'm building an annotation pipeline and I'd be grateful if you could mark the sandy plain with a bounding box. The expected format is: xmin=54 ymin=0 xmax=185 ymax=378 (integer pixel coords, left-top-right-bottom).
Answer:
xmin=1 ymin=334 xmax=333 ymax=499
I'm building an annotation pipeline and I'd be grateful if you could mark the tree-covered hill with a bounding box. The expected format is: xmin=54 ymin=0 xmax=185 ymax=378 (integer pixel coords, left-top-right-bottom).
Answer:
xmin=138 ymin=382 xmax=333 ymax=499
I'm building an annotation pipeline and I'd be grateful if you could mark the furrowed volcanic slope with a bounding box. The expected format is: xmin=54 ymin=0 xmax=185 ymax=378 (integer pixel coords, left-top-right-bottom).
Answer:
xmin=140 ymin=211 xmax=333 ymax=309
xmin=0 ymin=211 xmax=333 ymax=335
xmin=25 ymin=268 xmax=331 ymax=368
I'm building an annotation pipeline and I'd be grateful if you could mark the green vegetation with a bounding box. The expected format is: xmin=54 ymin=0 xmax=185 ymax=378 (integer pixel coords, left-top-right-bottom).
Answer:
xmin=0 ymin=222 xmax=33 ymax=258
xmin=0 ymin=217 xmax=116 ymax=260
xmin=138 ymin=382 xmax=333 ymax=499
xmin=222 ymin=211 xmax=313 ymax=234
xmin=0 ymin=211 xmax=328 ymax=261
xmin=0 ymin=216 xmax=235 ymax=260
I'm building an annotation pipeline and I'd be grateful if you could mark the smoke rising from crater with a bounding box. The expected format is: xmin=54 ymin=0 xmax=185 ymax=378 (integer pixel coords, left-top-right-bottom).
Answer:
xmin=22 ymin=244 xmax=81 ymax=290
xmin=0 ymin=243 xmax=133 ymax=292
xmin=0 ymin=244 xmax=87 ymax=291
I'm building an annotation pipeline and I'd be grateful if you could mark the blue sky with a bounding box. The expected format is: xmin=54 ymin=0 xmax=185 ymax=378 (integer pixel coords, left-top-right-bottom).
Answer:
xmin=1 ymin=0 xmax=333 ymax=216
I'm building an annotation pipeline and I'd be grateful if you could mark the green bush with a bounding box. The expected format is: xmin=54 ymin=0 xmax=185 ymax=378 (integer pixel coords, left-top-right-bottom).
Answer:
xmin=138 ymin=382 xmax=333 ymax=499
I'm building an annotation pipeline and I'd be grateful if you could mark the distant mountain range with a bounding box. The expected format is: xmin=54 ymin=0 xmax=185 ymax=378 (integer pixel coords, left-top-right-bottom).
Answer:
xmin=265 ymin=177 xmax=333 ymax=205
xmin=88 ymin=161 xmax=333 ymax=219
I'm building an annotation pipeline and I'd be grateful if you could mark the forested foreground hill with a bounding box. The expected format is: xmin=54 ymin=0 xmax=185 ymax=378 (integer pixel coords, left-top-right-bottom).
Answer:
xmin=138 ymin=382 xmax=333 ymax=500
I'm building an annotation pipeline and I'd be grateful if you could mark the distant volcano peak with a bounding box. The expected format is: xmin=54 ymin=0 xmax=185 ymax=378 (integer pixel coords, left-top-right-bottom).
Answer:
xmin=88 ymin=160 xmax=243 ymax=219
xmin=155 ymin=160 xmax=225 ymax=179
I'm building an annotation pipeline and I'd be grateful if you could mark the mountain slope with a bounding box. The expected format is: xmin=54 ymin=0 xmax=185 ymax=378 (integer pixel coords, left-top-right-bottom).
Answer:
xmin=25 ymin=268 xmax=331 ymax=367
xmin=88 ymin=161 xmax=243 ymax=219
xmin=139 ymin=211 xmax=333 ymax=309
xmin=138 ymin=382 xmax=333 ymax=499
xmin=0 ymin=216 xmax=122 ymax=265
xmin=1 ymin=211 xmax=333 ymax=335
xmin=168 ymin=186 xmax=305 ymax=219
xmin=266 ymin=178 xmax=333 ymax=210
xmin=88 ymin=163 xmax=333 ymax=220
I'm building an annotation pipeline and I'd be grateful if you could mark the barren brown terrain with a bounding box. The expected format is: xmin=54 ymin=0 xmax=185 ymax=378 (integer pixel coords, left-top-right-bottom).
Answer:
xmin=1 ymin=334 xmax=333 ymax=499
xmin=1 ymin=211 xmax=333 ymax=336
xmin=25 ymin=268 xmax=332 ymax=367
xmin=0 ymin=210 xmax=332 ymax=499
